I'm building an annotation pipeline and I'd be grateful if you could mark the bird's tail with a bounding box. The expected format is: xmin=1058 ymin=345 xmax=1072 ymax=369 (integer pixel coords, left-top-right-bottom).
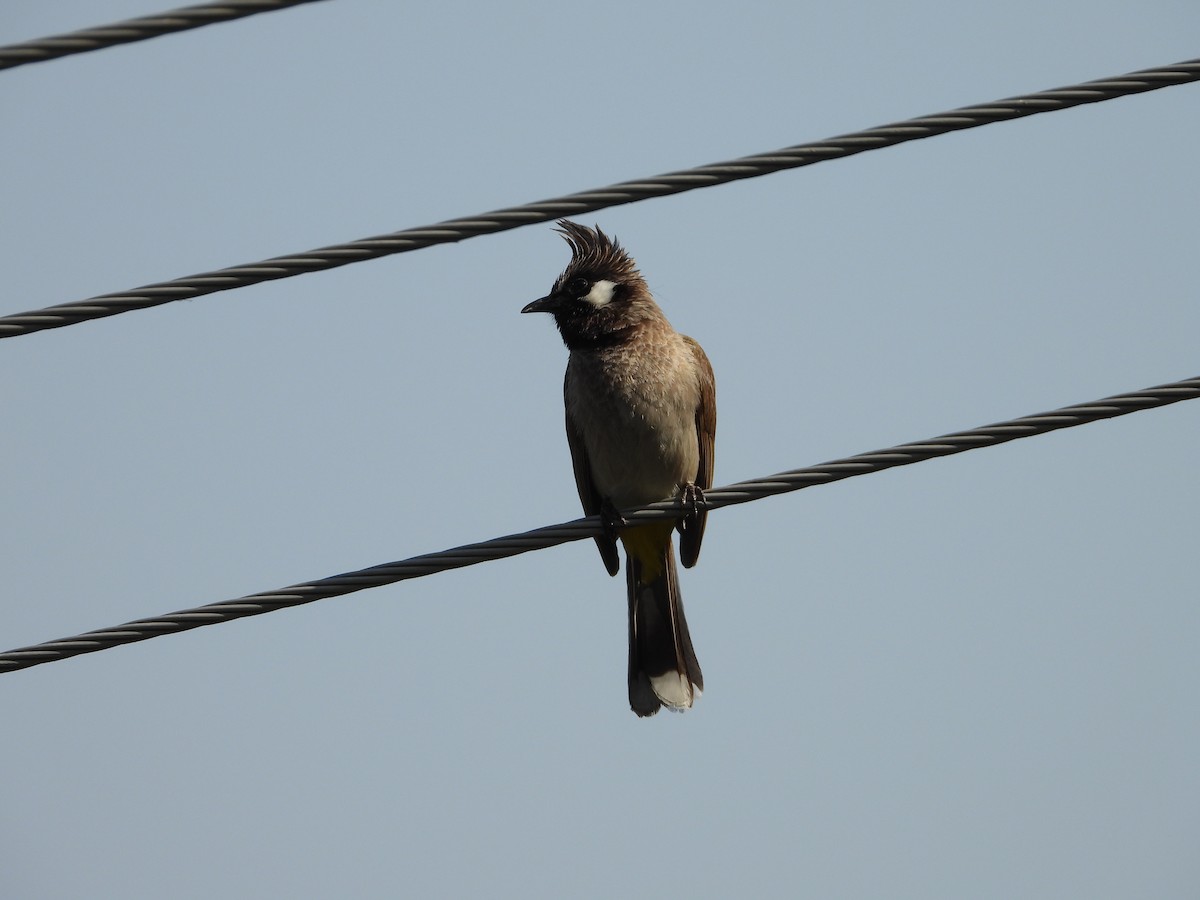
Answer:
xmin=621 ymin=522 xmax=703 ymax=717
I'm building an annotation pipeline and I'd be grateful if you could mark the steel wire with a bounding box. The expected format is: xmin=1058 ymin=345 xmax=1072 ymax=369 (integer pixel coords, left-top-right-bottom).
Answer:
xmin=2 ymin=374 xmax=1195 ymax=675
xmin=0 ymin=0 xmax=328 ymax=71
xmin=2 ymin=57 xmax=1197 ymax=339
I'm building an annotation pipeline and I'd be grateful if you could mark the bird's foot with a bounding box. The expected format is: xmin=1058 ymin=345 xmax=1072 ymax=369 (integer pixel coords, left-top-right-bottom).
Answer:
xmin=676 ymin=483 xmax=706 ymax=535
xmin=600 ymin=499 xmax=628 ymax=542
xmin=680 ymin=483 xmax=707 ymax=518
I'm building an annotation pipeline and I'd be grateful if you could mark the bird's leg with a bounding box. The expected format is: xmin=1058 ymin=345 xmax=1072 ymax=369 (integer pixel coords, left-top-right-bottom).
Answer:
xmin=599 ymin=498 xmax=628 ymax=543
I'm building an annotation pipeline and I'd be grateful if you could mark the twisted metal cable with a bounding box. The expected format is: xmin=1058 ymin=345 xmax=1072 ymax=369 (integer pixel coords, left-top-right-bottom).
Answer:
xmin=2 ymin=374 xmax=1195 ymax=676
xmin=3 ymin=58 xmax=1198 ymax=340
xmin=0 ymin=0 xmax=328 ymax=71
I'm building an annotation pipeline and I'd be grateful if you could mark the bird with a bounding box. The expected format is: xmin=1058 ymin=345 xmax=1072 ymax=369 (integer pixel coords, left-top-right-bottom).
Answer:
xmin=522 ymin=220 xmax=716 ymax=717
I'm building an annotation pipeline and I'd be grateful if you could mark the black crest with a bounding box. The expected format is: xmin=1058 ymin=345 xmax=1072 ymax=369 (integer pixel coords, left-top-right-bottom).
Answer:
xmin=553 ymin=220 xmax=641 ymax=288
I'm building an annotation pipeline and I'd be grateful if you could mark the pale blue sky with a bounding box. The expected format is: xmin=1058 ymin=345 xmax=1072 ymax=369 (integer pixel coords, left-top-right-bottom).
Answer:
xmin=3 ymin=2 xmax=1198 ymax=898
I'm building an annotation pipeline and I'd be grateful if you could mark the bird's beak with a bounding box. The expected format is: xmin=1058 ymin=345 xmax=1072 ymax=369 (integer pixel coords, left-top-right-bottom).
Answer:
xmin=521 ymin=294 xmax=563 ymax=314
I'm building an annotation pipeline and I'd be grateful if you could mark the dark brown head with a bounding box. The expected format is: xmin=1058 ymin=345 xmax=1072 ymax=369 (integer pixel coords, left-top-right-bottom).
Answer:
xmin=521 ymin=220 xmax=662 ymax=349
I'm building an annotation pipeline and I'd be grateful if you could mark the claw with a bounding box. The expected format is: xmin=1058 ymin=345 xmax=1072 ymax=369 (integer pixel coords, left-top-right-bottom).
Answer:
xmin=676 ymin=483 xmax=707 ymax=534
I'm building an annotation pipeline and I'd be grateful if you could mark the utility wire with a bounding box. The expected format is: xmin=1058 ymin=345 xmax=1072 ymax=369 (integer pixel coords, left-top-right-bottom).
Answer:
xmin=2 ymin=57 xmax=1197 ymax=340
xmin=2 ymin=374 xmax=1195 ymax=676
xmin=0 ymin=0 xmax=328 ymax=71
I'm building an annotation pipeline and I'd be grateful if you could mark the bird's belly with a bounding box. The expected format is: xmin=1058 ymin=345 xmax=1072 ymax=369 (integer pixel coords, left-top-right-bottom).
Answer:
xmin=571 ymin=378 xmax=699 ymax=509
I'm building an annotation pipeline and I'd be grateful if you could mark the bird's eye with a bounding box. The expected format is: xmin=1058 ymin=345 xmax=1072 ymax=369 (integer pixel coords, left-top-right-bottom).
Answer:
xmin=567 ymin=276 xmax=589 ymax=296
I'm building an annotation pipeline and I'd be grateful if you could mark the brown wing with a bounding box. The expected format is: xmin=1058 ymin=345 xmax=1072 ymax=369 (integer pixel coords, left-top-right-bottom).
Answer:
xmin=679 ymin=336 xmax=716 ymax=568
xmin=565 ymin=386 xmax=621 ymax=577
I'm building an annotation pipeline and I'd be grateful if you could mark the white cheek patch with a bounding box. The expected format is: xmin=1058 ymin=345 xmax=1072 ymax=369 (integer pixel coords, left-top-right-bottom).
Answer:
xmin=583 ymin=279 xmax=617 ymax=308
